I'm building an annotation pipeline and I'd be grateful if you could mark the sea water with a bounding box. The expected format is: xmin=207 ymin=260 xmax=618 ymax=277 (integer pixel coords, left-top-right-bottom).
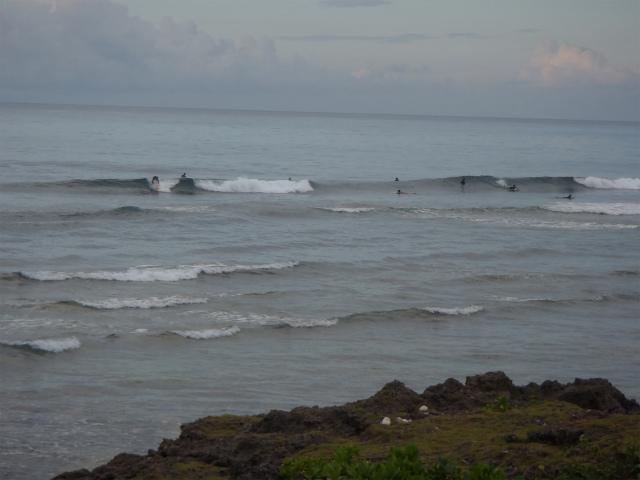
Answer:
xmin=0 ymin=103 xmax=638 ymax=479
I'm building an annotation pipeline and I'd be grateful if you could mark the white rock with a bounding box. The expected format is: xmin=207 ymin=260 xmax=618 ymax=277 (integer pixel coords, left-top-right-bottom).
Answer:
xmin=419 ymin=405 xmax=429 ymax=412
xmin=396 ymin=417 xmax=412 ymax=424
xmin=380 ymin=416 xmax=391 ymax=426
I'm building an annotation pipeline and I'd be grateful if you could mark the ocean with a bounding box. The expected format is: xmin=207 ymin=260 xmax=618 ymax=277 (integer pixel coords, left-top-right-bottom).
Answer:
xmin=0 ymin=103 xmax=638 ymax=479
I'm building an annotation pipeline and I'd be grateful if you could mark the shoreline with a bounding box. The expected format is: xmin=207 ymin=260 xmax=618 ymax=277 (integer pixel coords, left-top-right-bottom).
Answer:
xmin=52 ymin=371 xmax=639 ymax=479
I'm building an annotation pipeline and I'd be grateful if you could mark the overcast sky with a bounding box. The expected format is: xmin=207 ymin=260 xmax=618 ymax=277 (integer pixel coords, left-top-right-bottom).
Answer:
xmin=1 ymin=0 xmax=638 ymax=121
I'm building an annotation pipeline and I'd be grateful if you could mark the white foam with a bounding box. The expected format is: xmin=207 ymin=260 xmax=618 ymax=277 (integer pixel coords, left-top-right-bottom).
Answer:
xmin=77 ymin=296 xmax=208 ymax=309
xmin=422 ymin=305 xmax=484 ymax=315
xmin=281 ymin=317 xmax=339 ymax=328
xmin=320 ymin=207 xmax=375 ymax=213
xmin=162 ymin=206 xmax=217 ymax=213
xmin=154 ymin=178 xmax=179 ymax=193
xmin=24 ymin=261 xmax=299 ymax=282
xmin=575 ymin=177 xmax=640 ymax=190
xmin=543 ymin=202 xmax=640 ymax=215
xmin=4 ymin=337 xmax=80 ymax=353
xmin=172 ymin=326 xmax=240 ymax=339
xmin=196 ymin=177 xmax=313 ymax=193
xmin=497 ymin=296 xmax=552 ymax=303
xmin=197 ymin=311 xmax=337 ymax=328
xmin=495 ymin=179 xmax=509 ymax=188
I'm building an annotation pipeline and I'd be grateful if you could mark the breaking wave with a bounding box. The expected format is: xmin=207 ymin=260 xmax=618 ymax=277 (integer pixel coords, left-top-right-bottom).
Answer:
xmin=319 ymin=207 xmax=375 ymax=213
xmin=2 ymin=337 xmax=81 ymax=353
xmin=574 ymin=177 xmax=640 ymax=190
xmin=21 ymin=261 xmax=299 ymax=282
xmin=421 ymin=305 xmax=484 ymax=315
xmin=196 ymin=178 xmax=313 ymax=193
xmin=171 ymin=326 xmax=240 ymax=339
xmin=76 ymin=296 xmax=208 ymax=309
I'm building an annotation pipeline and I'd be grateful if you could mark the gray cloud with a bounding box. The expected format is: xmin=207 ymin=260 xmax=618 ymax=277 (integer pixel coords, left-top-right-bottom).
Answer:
xmin=0 ymin=1 xmax=636 ymax=121
xmin=279 ymin=33 xmax=434 ymax=43
xmin=0 ymin=0 xmax=299 ymax=95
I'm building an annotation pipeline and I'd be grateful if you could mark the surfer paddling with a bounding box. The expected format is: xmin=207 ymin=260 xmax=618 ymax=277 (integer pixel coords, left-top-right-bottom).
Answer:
xmin=397 ymin=189 xmax=408 ymax=194
xmin=563 ymin=194 xmax=573 ymax=199
xmin=508 ymin=184 xmax=519 ymax=192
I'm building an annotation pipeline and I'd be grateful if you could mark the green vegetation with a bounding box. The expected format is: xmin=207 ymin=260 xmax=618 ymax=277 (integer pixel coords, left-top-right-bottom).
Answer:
xmin=280 ymin=444 xmax=507 ymax=480
xmin=486 ymin=396 xmax=513 ymax=413
xmin=280 ymin=442 xmax=640 ymax=480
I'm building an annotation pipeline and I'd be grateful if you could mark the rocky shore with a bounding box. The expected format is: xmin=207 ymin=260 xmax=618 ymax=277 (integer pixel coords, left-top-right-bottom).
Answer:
xmin=53 ymin=372 xmax=639 ymax=480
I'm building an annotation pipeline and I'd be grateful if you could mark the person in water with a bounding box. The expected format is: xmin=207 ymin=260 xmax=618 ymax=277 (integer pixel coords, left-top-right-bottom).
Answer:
xmin=395 ymin=177 xmax=399 ymax=182
xmin=181 ymin=173 xmax=186 ymax=178
xmin=397 ymin=189 xmax=408 ymax=194
xmin=508 ymin=184 xmax=518 ymax=191
xmin=152 ymin=176 xmax=159 ymax=184
xmin=563 ymin=194 xmax=573 ymax=199
xmin=460 ymin=178 xmax=466 ymax=186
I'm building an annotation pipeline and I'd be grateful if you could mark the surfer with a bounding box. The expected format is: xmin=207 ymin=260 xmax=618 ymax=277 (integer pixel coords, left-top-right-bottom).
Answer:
xmin=397 ymin=189 xmax=408 ymax=194
xmin=395 ymin=177 xmax=399 ymax=182
xmin=508 ymin=184 xmax=519 ymax=192
xmin=460 ymin=178 xmax=466 ymax=186
xmin=563 ymin=194 xmax=573 ymax=199
xmin=181 ymin=173 xmax=187 ymax=178
xmin=151 ymin=176 xmax=159 ymax=185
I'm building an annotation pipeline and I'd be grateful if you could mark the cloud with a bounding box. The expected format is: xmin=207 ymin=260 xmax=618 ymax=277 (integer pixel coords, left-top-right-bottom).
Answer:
xmin=0 ymin=0 xmax=297 ymax=94
xmin=519 ymin=40 xmax=637 ymax=86
xmin=351 ymin=63 xmax=429 ymax=83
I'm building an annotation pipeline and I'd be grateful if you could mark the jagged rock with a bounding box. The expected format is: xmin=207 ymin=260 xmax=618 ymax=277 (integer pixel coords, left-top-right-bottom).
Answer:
xmin=351 ymin=379 xmax=424 ymax=415
xmin=527 ymin=426 xmax=585 ymax=445
xmin=555 ymin=378 xmax=640 ymax=414
xmin=51 ymin=372 xmax=639 ymax=480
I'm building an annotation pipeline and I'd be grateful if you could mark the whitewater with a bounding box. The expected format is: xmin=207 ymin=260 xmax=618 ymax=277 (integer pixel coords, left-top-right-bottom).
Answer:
xmin=0 ymin=103 xmax=638 ymax=480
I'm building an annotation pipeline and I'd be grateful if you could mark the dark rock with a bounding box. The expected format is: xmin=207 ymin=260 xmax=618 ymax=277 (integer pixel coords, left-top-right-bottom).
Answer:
xmin=527 ymin=426 xmax=585 ymax=445
xmin=422 ymin=371 xmax=521 ymax=411
xmin=422 ymin=377 xmax=465 ymax=410
xmin=250 ymin=405 xmax=368 ymax=437
xmin=351 ymin=379 xmax=424 ymax=416
xmin=51 ymin=372 xmax=639 ymax=480
xmin=555 ymin=378 xmax=640 ymax=414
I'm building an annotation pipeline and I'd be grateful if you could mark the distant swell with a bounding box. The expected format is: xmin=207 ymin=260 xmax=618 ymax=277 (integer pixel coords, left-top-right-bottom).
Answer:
xmin=543 ymin=202 xmax=640 ymax=215
xmin=22 ymin=261 xmax=299 ymax=282
xmin=2 ymin=337 xmax=80 ymax=353
xmin=574 ymin=177 xmax=640 ymax=190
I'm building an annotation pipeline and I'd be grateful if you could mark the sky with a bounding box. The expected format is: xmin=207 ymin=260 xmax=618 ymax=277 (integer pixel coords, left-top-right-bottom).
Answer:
xmin=1 ymin=0 xmax=638 ymax=121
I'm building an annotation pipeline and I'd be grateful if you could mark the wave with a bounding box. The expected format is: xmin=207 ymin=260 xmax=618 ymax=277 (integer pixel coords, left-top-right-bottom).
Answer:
xmin=195 ymin=177 xmax=313 ymax=193
xmin=198 ymin=311 xmax=338 ymax=328
xmin=2 ymin=337 xmax=80 ymax=353
xmin=405 ymin=206 xmax=638 ymax=229
xmin=421 ymin=305 xmax=484 ymax=315
xmin=75 ymin=295 xmax=208 ymax=309
xmin=318 ymin=207 xmax=375 ymax=213
xmin=20 ymin=261 xmax=299 ymax=282
xmin=3 ymin=176 xmax=637 ymax=196
xmin=574 ymin=177 xmax=640 ymax=190
xmin=542 ymin=202 xmax=640 ymax=215
xmin=171 ymin=326 xmax=240 ymax=339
